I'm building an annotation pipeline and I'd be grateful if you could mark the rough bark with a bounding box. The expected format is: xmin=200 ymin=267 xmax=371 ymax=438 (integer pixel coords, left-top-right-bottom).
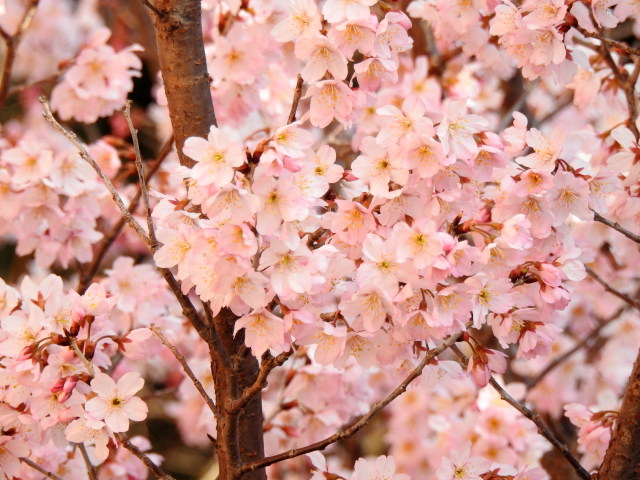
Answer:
xmin=149 ymin=3 xmax=265 ymax=479
xmin=599 ymin=348 xmax=640 ymax=480
xmin=150 ymin=0 xmax=217 ymax=167
xmin=212 ymin=308 xmax=266 ymax=480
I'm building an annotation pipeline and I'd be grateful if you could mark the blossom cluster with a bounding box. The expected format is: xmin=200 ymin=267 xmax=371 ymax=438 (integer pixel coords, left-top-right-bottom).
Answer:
xmin=1 ymin=0 xmax=640 ymax=479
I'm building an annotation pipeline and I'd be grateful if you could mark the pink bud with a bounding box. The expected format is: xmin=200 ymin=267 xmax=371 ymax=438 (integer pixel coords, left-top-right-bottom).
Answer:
xmin=51 ymin=377 xmax=66 ymax=393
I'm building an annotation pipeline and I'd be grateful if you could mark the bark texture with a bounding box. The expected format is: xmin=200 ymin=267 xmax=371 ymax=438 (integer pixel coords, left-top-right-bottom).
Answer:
xmin=211 ymin=308 xmax=266 ymax=480
xmin=149 ymin=3 xmax=265 ymax=479
xmin=599 ymin=348 xmax=640 ymax=480
xmin=151 ymin=0 xmax=217 ymax=167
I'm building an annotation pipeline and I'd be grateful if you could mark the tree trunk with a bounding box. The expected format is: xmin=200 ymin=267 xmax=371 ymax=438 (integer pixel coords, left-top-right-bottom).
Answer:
xmin=149 ymin=2 xmax=266 ymax=479
xmin=599 ymin=347 xmax=640 ymax=480
xmin=211 ymin=308 xmax=266 ymax=480
xmin=150 ymin=0 xmax=217 ymax=167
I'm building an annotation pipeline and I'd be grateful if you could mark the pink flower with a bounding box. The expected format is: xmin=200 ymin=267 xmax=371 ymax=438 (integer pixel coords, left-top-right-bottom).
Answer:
xmin=1 ymin=140 xmax=53 ymax=186
xmin=330 ymin=199 xmax=376 ymax=244
xmin=546 ymin=172 xmax=592 ymax=224
xmin=436 ymin=443 xmax=490 ymax=480
xmin=391 ymin=219 xmax=445 ymax=269
xmin=252 ymin=174 xmax=309 ymax=235
xmin=296 ymin=35 xmax=348 ymax=83
xmin=271 ymin=0 xmax=321 ymax=42
xmin=0 ymin=436 xmax=30 ymax=478
xmin=467 ymin=347 xmax=507 ymax=388
xmin=183 ymin=126 xmax=246 ymax=188
xmin=84 ymin=372 xmax=148 ymax=433
xmin=518 ymin=128 xmax=563 ymax=171
xmin=307 ymin=80 xmax=356 ymax=128
xmin=351 ymin=137 xmax=408 ymax=197
xmin=376 ymin=96 xmax=433 ymax=146
xmin=591 ymin=0 xmax=621 ymax=28
xmin=328 ymin=17 xmax=377 ymax=58
xmin=437 ymin=100 xmax=488 ymax=159
xmin=340 ymin=287 xmax=396 ymax=332
xmin=522 ymin=0 xmax=567 ymax=29
xmin=353 ymin=57 xmax=398 ymax=92
xmin=465 ymin=273 xmax=514 ymax=327
xmin=272 ymin=123 xmax=314 ymax=158
xmin=234 ymin=309 xmax=287 ymax=357
xmin=65 ymin=416 xmax=111 ymax=464
xmin=322 ymin=0 xmax=376 ymax=24
xmin=351 ymin=455 xmax=410 ymax=480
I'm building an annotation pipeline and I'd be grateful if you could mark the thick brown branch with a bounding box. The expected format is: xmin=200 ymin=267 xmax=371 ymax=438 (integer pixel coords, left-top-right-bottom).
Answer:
xmin=239 ymin=326 xmax=468 ymax=475
xmin=149 ymin=0 xmax=217 ymax=167
xmin=0 ymin=0 xmax=39 ymax=108
xmin=586 ymin=266 xmax=640 ymax=311
xmin=599 ymin=348 xmax=640 ymax=479
xmin=116 ymin=434 xmax=176 ymax=480
xmin=228 ymin=350 xmax=292 ymax=414
xmin=150 ymin=324 xmax=221 ymax=420
xmin=451 ymin=346 xmax=591 ymax=480
xmin=593 ymin=211 xmax=640 ymax=244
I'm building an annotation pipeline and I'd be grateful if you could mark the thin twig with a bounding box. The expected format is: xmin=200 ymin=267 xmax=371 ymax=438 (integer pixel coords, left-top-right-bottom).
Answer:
xmin=38 ymin=102 xmax=229 ymax=381
xmin=527 ymin=307 xmax=625 ymax=389
xmin=69 ymin=337 xmax=95 ymax=377
xmin=238 ymin=325 xmax=469 ymax=475
xmin=287 ymin=74 xmax=304 ymax=124
xmin=586 ymin=266 xmax=640 ymax=310
xmin=0 ymin=0 xmax=40 ymax=108
xmin=123 ymin=100 xmax=157 ymax=247
xmin=116 ymin=434 xmax=176 ymax=480
xmin=451 ymin=346 xmax=591 ymax=480
xmin=228 ymin=350 xmax=293 ymax=414
xmin=77 ymin=442 xmax=97 ymax=480
xmin=78 ymin=136 xmax=174 ymax=294
xmin=574 ymin=25 xmax=640 ymax=57
xmin=592 ymin=210 xmax=640 ymax=244
xmin=149 ymin=324 xmax=221 ymax=420
xmin=20 ymin=457 xmax=65 ymax=480
xmin=39 ymin=97 xmax=152 ymax=247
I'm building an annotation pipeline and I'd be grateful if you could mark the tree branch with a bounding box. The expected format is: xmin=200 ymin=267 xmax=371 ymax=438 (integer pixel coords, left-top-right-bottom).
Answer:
xmin=527 ymin=307 xmax=625 ymax=389
xmin=149 ymin=0 xmax=217 ymax=167
xmin=599 ymin=346 xmax=640 ymax=479
xmin=586 ymin=266 xmax=640 ymax=311
xmin=0 ymin=0 xmax=39 ymax=107
xmin=287 ymin=74 xmax=304 ymax=124
xmin=150 ymin=324 xmax=221 ymax=421
xmin=20 ymin=457 xmax=65 ymax=480
xmin=593 ymin=211 xmax=640 ymax=244
xmin=239 ymin=326 xmax=469 ymax=475
xmin=451 ymin=346 xmax=591 ymax=480
xmin=77 ymin=442 xmax=97 ymax=480
xmin=116 ymin=434 xmax=176 ymax=480
xmin=123 ymin=100 xmax=157 ymax=247
xmin=78 ymin=135 xmax=173 ymax=294
xmin=228 ymin=350 xmax=293 ymax=414
xmin=39 ymin=96 xmax=153 ymax=247
xmin=574 ymin=25 xmax=640 ymax=58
